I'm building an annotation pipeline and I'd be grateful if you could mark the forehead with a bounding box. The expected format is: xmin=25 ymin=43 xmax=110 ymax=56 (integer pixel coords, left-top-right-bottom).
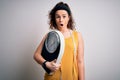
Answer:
xmin=55 ymin=10 xmax=68 ymax=15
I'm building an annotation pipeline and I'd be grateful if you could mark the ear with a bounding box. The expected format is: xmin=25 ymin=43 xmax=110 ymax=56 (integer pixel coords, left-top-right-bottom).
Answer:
xmin=68 ymin=15 xmax=70 ymax=20
xmin=68 ymin=15 xmax=71 ymax=21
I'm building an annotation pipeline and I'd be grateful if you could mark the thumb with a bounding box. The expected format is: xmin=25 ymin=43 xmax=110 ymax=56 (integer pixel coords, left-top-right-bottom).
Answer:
xmin=52 ymin=59 xmax=57 ymax=63
xmin=51 ymin=59 xmax=57 ymax=66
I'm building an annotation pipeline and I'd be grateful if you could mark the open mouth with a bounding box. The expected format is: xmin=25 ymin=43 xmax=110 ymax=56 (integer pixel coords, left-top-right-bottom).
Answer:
xmin=60 ymin=24 xmax=63 ymax=26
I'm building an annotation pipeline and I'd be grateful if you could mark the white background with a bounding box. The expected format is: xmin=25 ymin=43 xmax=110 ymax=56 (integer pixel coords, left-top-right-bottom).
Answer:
xmin=0 ymin=0 xmax=120 ymax=80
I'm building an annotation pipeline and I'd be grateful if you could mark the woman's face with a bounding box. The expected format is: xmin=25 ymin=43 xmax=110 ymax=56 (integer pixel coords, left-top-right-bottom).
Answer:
xmin=55 ymin=10 xmax=70 ymax=28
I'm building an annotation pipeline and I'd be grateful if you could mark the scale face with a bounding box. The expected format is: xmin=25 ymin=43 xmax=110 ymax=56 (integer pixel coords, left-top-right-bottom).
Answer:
xmin=45 ymin=31 xmax=60 ymax=53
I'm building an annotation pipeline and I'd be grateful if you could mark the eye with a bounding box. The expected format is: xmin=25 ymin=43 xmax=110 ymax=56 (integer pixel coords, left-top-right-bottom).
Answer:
xmin=55 ymin=15 xmax=60 ymax=19
xmin=63 ymin=16 xmax=66 ymax=18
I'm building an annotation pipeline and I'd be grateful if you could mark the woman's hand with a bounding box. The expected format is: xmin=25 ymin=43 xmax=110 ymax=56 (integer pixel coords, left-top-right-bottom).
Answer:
xmin=45 ymin=59 xmax=61 ymax=72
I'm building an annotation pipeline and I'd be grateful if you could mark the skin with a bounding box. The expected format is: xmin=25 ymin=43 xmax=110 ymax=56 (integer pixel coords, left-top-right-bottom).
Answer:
xmin=34 ymin=10 xmax=85 ymax=80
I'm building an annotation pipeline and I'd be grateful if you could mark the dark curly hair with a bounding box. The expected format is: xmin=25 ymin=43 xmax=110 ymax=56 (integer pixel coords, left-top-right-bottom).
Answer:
xmin=49 ymin=2 xmax=75 ymax=30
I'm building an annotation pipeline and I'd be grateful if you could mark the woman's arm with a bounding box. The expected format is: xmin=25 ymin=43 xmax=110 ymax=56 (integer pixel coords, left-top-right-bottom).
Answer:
xmin=77 ymin=32 xmax=85 ymax=80
xmin=33 ymin=35 xmax=47 ymax=65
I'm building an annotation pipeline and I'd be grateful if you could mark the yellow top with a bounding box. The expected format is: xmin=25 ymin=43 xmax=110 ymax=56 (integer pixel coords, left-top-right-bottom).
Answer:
xmin=44 ymin=30 xmax=79 ymax=80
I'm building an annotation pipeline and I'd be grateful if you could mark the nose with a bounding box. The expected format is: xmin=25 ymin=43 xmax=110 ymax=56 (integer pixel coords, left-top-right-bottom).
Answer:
xmin=60 ymin=17 xmax=63 ymax=22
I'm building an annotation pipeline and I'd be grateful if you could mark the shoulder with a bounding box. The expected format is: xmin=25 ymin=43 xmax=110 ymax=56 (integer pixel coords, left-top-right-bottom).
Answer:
xmin=40 ymin=32 xmax=49 ymax=44
xmin=73 ymin=30 xmax=84 ymax=43
xmin=73 ymin=30 xmax=83 ymax=38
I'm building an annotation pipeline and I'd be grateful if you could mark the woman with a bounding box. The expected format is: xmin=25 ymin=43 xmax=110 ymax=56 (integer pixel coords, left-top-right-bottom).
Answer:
xmin=34 ymin=2 xmax=85 ymax=80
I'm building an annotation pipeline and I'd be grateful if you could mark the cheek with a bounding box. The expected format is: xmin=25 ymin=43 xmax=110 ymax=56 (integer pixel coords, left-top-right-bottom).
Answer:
xmin=66 ymin=17 xmax=70 ymax=22
xmin=65 ymin=19 xmax=69 ymax=24
xmin=55 ymin=19 xmax=59 ymax=24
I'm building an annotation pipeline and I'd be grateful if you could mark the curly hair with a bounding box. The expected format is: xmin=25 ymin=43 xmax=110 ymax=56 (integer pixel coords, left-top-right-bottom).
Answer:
xmin=49 ymin=2 xmax=75 ymax=30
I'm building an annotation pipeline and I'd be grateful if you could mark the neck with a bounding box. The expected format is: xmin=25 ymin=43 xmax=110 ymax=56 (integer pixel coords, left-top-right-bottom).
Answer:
xmin=58 ymin=27 xmax=69 ymax=33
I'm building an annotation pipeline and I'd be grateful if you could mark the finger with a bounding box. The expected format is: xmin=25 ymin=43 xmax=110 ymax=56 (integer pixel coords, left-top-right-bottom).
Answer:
xmin=51 ymin=59 xmax=57 ymax=66
xmin=53 ymin=59 xmax=57 ymax=63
